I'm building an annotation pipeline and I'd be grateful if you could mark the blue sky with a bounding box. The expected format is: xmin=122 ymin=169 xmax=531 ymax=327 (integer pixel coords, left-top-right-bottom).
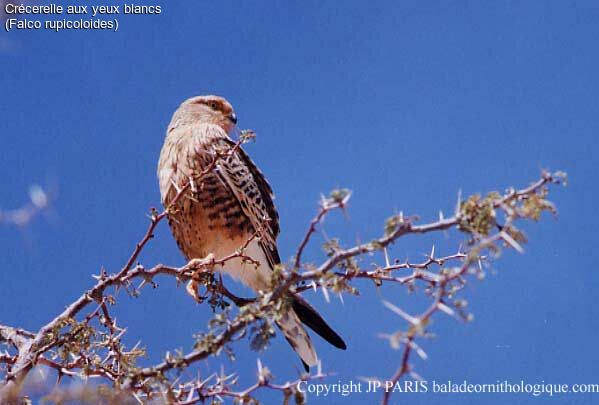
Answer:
xmin=1 ymin=1 xmax=598 ymax=404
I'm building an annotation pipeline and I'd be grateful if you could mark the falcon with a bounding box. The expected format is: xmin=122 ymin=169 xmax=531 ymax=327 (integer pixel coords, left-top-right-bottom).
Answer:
xmin=157 ymin=95 xmax=346 ymax=370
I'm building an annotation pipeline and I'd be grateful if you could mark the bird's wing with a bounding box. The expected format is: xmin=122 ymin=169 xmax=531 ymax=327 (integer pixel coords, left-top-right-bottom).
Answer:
xmin=213 ymin=136 xmax=281 ymax=268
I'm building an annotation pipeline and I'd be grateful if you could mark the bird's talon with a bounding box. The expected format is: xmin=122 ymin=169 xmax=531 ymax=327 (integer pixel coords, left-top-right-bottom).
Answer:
xmin=188 ymin=253 xmax=216 ymax=270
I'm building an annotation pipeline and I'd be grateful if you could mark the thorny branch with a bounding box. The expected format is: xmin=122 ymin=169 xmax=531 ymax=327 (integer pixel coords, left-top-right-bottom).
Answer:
xmin=0 ymin=132 xmax=255 ymax=401
xmin=293 ymin=190 xmax=351 ymax=270
xmin=0 ymin=131 xmax=566 ymax=405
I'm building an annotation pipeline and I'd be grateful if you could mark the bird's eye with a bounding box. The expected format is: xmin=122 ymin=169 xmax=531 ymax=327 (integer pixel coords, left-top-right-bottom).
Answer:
xmin=210 ymin=102 xmax=219 ymax=110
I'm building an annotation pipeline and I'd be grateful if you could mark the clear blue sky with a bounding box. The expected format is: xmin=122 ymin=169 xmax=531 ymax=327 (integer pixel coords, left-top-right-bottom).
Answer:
xmin=1 ymin=1 xmax=598 ymax=404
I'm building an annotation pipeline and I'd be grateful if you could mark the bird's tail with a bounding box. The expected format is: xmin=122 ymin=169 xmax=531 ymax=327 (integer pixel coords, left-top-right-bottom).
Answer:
xmin=277 ymin=308 xmax=318 ymax=371
xmin=292 ymin=295 xmax=346 ymax=350
xmin=277 ymin=295 xmax=346 ymax=371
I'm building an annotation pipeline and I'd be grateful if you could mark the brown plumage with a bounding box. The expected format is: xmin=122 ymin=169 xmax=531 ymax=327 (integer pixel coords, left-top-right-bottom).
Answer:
xmin=157 ymin=95 xmax=345 ymax=370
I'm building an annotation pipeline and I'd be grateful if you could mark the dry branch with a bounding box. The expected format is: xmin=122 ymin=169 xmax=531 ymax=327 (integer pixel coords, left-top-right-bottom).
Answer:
xmin=0 ymin=135 xmax=565 ymax=404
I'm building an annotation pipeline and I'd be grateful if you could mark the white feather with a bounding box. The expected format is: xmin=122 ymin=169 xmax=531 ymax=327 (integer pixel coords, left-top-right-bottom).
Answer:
xmin=216 ymin=240 xmax=318 ymax=367
xmin=218 ymin=239 xmax=272 ymax=292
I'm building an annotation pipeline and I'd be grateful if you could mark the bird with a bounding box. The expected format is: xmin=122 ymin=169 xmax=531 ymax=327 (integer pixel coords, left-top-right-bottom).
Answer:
xmin=157 ymin=95 xmax=346 ymax=371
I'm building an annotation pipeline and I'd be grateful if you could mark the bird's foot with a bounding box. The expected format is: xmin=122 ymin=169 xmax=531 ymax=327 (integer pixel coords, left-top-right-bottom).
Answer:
xmin=187 ymin=253 xmax=216 ymax=270
xmin=185 ymin=253 xmax=216 ymax=303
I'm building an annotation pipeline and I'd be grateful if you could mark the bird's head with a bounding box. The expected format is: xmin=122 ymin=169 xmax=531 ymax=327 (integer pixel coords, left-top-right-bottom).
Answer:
xmin=169 ymin=95 xmax=237 ymax=134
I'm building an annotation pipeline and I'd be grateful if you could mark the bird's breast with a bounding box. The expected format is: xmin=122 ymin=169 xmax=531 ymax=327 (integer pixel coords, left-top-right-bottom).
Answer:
xmin=167 ymin=173 xmax=253 ymax=260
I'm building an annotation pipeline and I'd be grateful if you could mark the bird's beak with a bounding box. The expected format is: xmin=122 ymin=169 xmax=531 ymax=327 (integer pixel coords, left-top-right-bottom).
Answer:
xmin=228 ymin=112 xmax=237 ymax=124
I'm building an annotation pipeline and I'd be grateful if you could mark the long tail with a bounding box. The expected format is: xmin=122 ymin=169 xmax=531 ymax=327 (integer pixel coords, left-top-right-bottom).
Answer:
xmin=292 ymin=295 xmax=346 ymax=350
xmin=276 ymin=308 xmax=318 ymax=371
xmin=277 ymin=296 xmax=346 ymax=371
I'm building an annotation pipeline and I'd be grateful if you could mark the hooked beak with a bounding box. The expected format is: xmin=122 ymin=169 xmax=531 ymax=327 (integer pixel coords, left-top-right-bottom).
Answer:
xmin=228 ymin=112 xmax=237 ymax=124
